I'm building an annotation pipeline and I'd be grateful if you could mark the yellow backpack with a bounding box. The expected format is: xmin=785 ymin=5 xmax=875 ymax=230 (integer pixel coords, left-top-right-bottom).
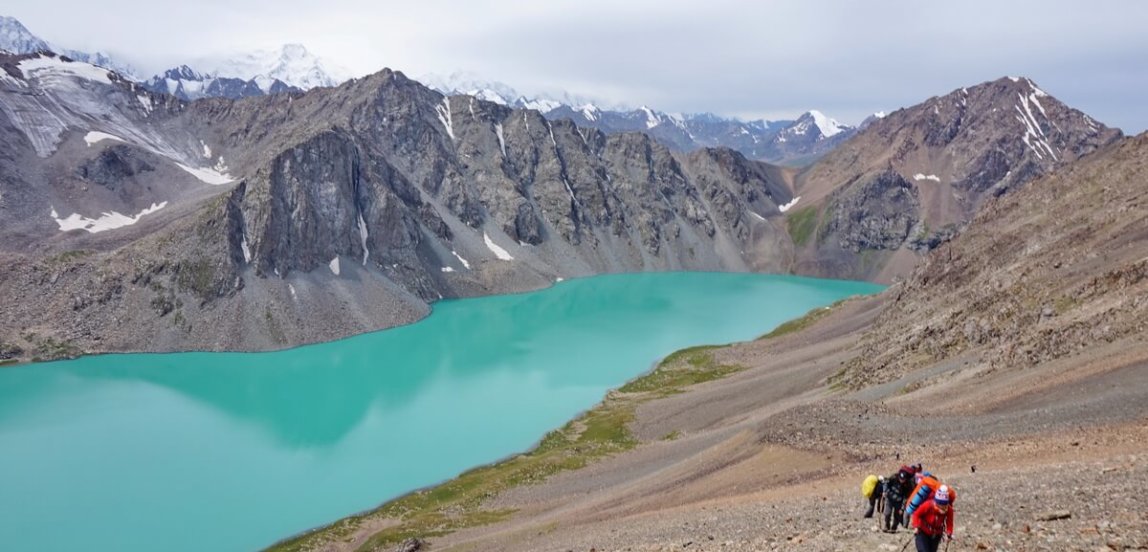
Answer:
xmin=861 ymin=474 xmax=879 ymax=498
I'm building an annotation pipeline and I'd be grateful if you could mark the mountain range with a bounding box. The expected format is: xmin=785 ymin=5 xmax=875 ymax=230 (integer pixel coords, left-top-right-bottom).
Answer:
xmin=1 ymin=16 xmax=863 ymax=166
xmin=0 ymin=16 xmax=349 ymax=101
xmin=139 ymin=44 xmax=354 ymax=101
xmin=0 ymin=43 xmax=1121 ymax=362
xmin=427 ymin=73 xmax=863 ymax=165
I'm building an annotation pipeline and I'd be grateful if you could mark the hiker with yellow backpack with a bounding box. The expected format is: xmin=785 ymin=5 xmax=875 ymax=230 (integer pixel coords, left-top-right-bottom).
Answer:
xmin=860 ymin=474 xmax=885 ymax=518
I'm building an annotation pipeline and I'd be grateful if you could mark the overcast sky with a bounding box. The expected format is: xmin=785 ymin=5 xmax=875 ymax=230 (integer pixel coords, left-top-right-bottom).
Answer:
xmin=7 ymin=0 xmax=1148 ymax=132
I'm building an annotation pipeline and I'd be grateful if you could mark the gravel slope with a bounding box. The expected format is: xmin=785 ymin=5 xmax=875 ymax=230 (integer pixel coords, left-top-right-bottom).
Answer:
xmin=419 ymin=295 xmax=1148 ymax=552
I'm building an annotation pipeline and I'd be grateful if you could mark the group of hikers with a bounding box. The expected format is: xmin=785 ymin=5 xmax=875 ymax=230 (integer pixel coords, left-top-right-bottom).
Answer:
xmin=861 ymin=464 xmax=955 ymax=552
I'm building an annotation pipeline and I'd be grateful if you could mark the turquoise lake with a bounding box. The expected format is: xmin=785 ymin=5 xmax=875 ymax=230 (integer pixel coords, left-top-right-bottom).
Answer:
xmin=0 ymin=272 xmax=882 ymax=551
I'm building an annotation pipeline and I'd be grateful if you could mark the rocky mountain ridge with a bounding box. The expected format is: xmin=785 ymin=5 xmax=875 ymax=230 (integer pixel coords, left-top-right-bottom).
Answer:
xmin=141 ymin=64 xmax=300 ymax=101
xmin=429 ymin=75 xmax=860 ymax=165
xmin=786 ymin=76 xmax=1121 ymax=282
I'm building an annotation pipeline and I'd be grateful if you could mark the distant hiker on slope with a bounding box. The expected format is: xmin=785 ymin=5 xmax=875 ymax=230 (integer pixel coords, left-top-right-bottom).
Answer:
xmin=883 ymin=466 xmax=915 ymax=532
xmin=911 ymin=485 xmax=955 ymax=552
xmin=861 ymin=474 xmax=885 ymax=518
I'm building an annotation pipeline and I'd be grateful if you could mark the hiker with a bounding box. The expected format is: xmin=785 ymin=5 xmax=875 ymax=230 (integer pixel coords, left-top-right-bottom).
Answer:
xmin=862 ymin=474 xmax=885 ymax=518
xmin=911 ymin=485 xmax=954 ymax=552
xmin=883 ymin=466 xmax=915 ymax=532
xmin=905 ymin=471 xmax=956 ymax=526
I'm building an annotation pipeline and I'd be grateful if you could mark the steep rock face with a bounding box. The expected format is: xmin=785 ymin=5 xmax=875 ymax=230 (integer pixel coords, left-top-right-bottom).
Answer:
xmin=838 ymin=133 xmax=1148 ymax=390
xmin=827 ymin=170 xmax=920 ymax=252
xmin=788 ymin=77 xmax=1122 ymax=282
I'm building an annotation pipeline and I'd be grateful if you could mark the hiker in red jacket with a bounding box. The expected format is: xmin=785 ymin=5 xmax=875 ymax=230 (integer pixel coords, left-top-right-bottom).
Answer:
xmin=911 ymin=485 xmax=954 ymax=552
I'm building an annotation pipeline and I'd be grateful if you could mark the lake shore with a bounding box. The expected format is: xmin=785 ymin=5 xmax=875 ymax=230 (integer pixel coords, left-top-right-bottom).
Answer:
xmin=273 ymin=293 xmax=1148 ymax=551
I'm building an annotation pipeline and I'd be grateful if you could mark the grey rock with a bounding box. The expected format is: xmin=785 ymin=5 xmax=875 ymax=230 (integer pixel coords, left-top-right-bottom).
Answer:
xmin=1036 ymin=511 xmax=1072 ymax=521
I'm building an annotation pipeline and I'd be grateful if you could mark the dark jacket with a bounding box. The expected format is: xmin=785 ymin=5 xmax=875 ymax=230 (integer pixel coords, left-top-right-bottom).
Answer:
xmin=885 ymin=470 xmax=913 ymax=502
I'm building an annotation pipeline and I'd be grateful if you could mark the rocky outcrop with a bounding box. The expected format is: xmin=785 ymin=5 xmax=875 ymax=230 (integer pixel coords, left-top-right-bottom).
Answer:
xmin=827 ymin=170 xmax=919 ymax=252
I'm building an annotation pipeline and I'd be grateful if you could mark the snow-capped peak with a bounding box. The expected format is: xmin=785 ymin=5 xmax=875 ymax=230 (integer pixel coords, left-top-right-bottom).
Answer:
xmin=199 ymin=44 xmax=353 ymax=90
xmin=421 ymin=72 xmax=522 ymax=104
xmin=518 ymin=97 xmax=563 ymax=113
xmin=808 ymin=110 xmax=847 ymax=138
xmin=577 ymin=103 xmax=600 ymax=122
xmin=0 ymin=17 xmax=137 ymax=79
xmin=466 ymin=88 xmax=511 ymax=105
xmin=162 ymin=64 xmax=204 ymax=81
xmin=0 ymin=16 xmax=51 ymax=54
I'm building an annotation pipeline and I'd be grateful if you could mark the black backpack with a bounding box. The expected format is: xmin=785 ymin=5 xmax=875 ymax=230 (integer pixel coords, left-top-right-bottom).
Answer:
xmin=885 ymin=471 xmax=911 ymax=502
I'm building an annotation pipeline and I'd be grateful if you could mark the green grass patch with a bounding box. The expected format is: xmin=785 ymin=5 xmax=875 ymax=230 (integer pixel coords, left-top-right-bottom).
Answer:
xmin=827 ymin=366 xmax=849 ymax=392
xmin=786 ymin=206 xmax=820 ymax=247
xmin=661 ymin=430 xmax=682 ymax=441
xmin=758 ymin=300 xmax=844 ymax=340
xmin=176 ymin=258 xmax=219 ymax=299
xmin=30 ymin=336 xmax=81 ymax=362
xmin=1054 ymin=295 xmax=1077 ymax=314
xmin=267 ymin=344 xmax=745 ymax=552
xmin=44 ymin=249 xmax=91 ymax=265
xmin=619 ymin=345 xmax=743 ymax=396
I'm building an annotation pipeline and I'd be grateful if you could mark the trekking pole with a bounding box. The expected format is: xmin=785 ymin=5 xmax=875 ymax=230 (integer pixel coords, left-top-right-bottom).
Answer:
xmin=944 ymin=536 xmax=951 ymax=552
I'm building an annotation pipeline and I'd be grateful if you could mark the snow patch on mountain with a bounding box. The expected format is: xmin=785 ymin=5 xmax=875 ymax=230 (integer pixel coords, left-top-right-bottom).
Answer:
xmin=778 ymin=196 xmax=802 ymax=213
xmin=357 ymin=213 xmax=370 ymax=266
xmin=137 ymin=94 xmax=153 ymax=114
xmin=483 ymin=232 xmax=514 ymax=261
xmin=84 ymin=131 xmax=125 ymax=146
xmin=435 ymin=98 xmax=455 ymax=140
xmin=809 ymin=110 xmax=846 ymax=138
xmin=452 ymin=251 xmax=471 ymax=270
xmin=640 ymin=106 xmax=660 ymax=129
xmin=18 ymin=56 xmax=113 ymax=84
xmin=176 ymin=163 xmax=233 ymax=185
xmin=495 ymin=123 xmax=506 ymax=156
xmin=50 ymin=202 xmax=167 ymax=234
